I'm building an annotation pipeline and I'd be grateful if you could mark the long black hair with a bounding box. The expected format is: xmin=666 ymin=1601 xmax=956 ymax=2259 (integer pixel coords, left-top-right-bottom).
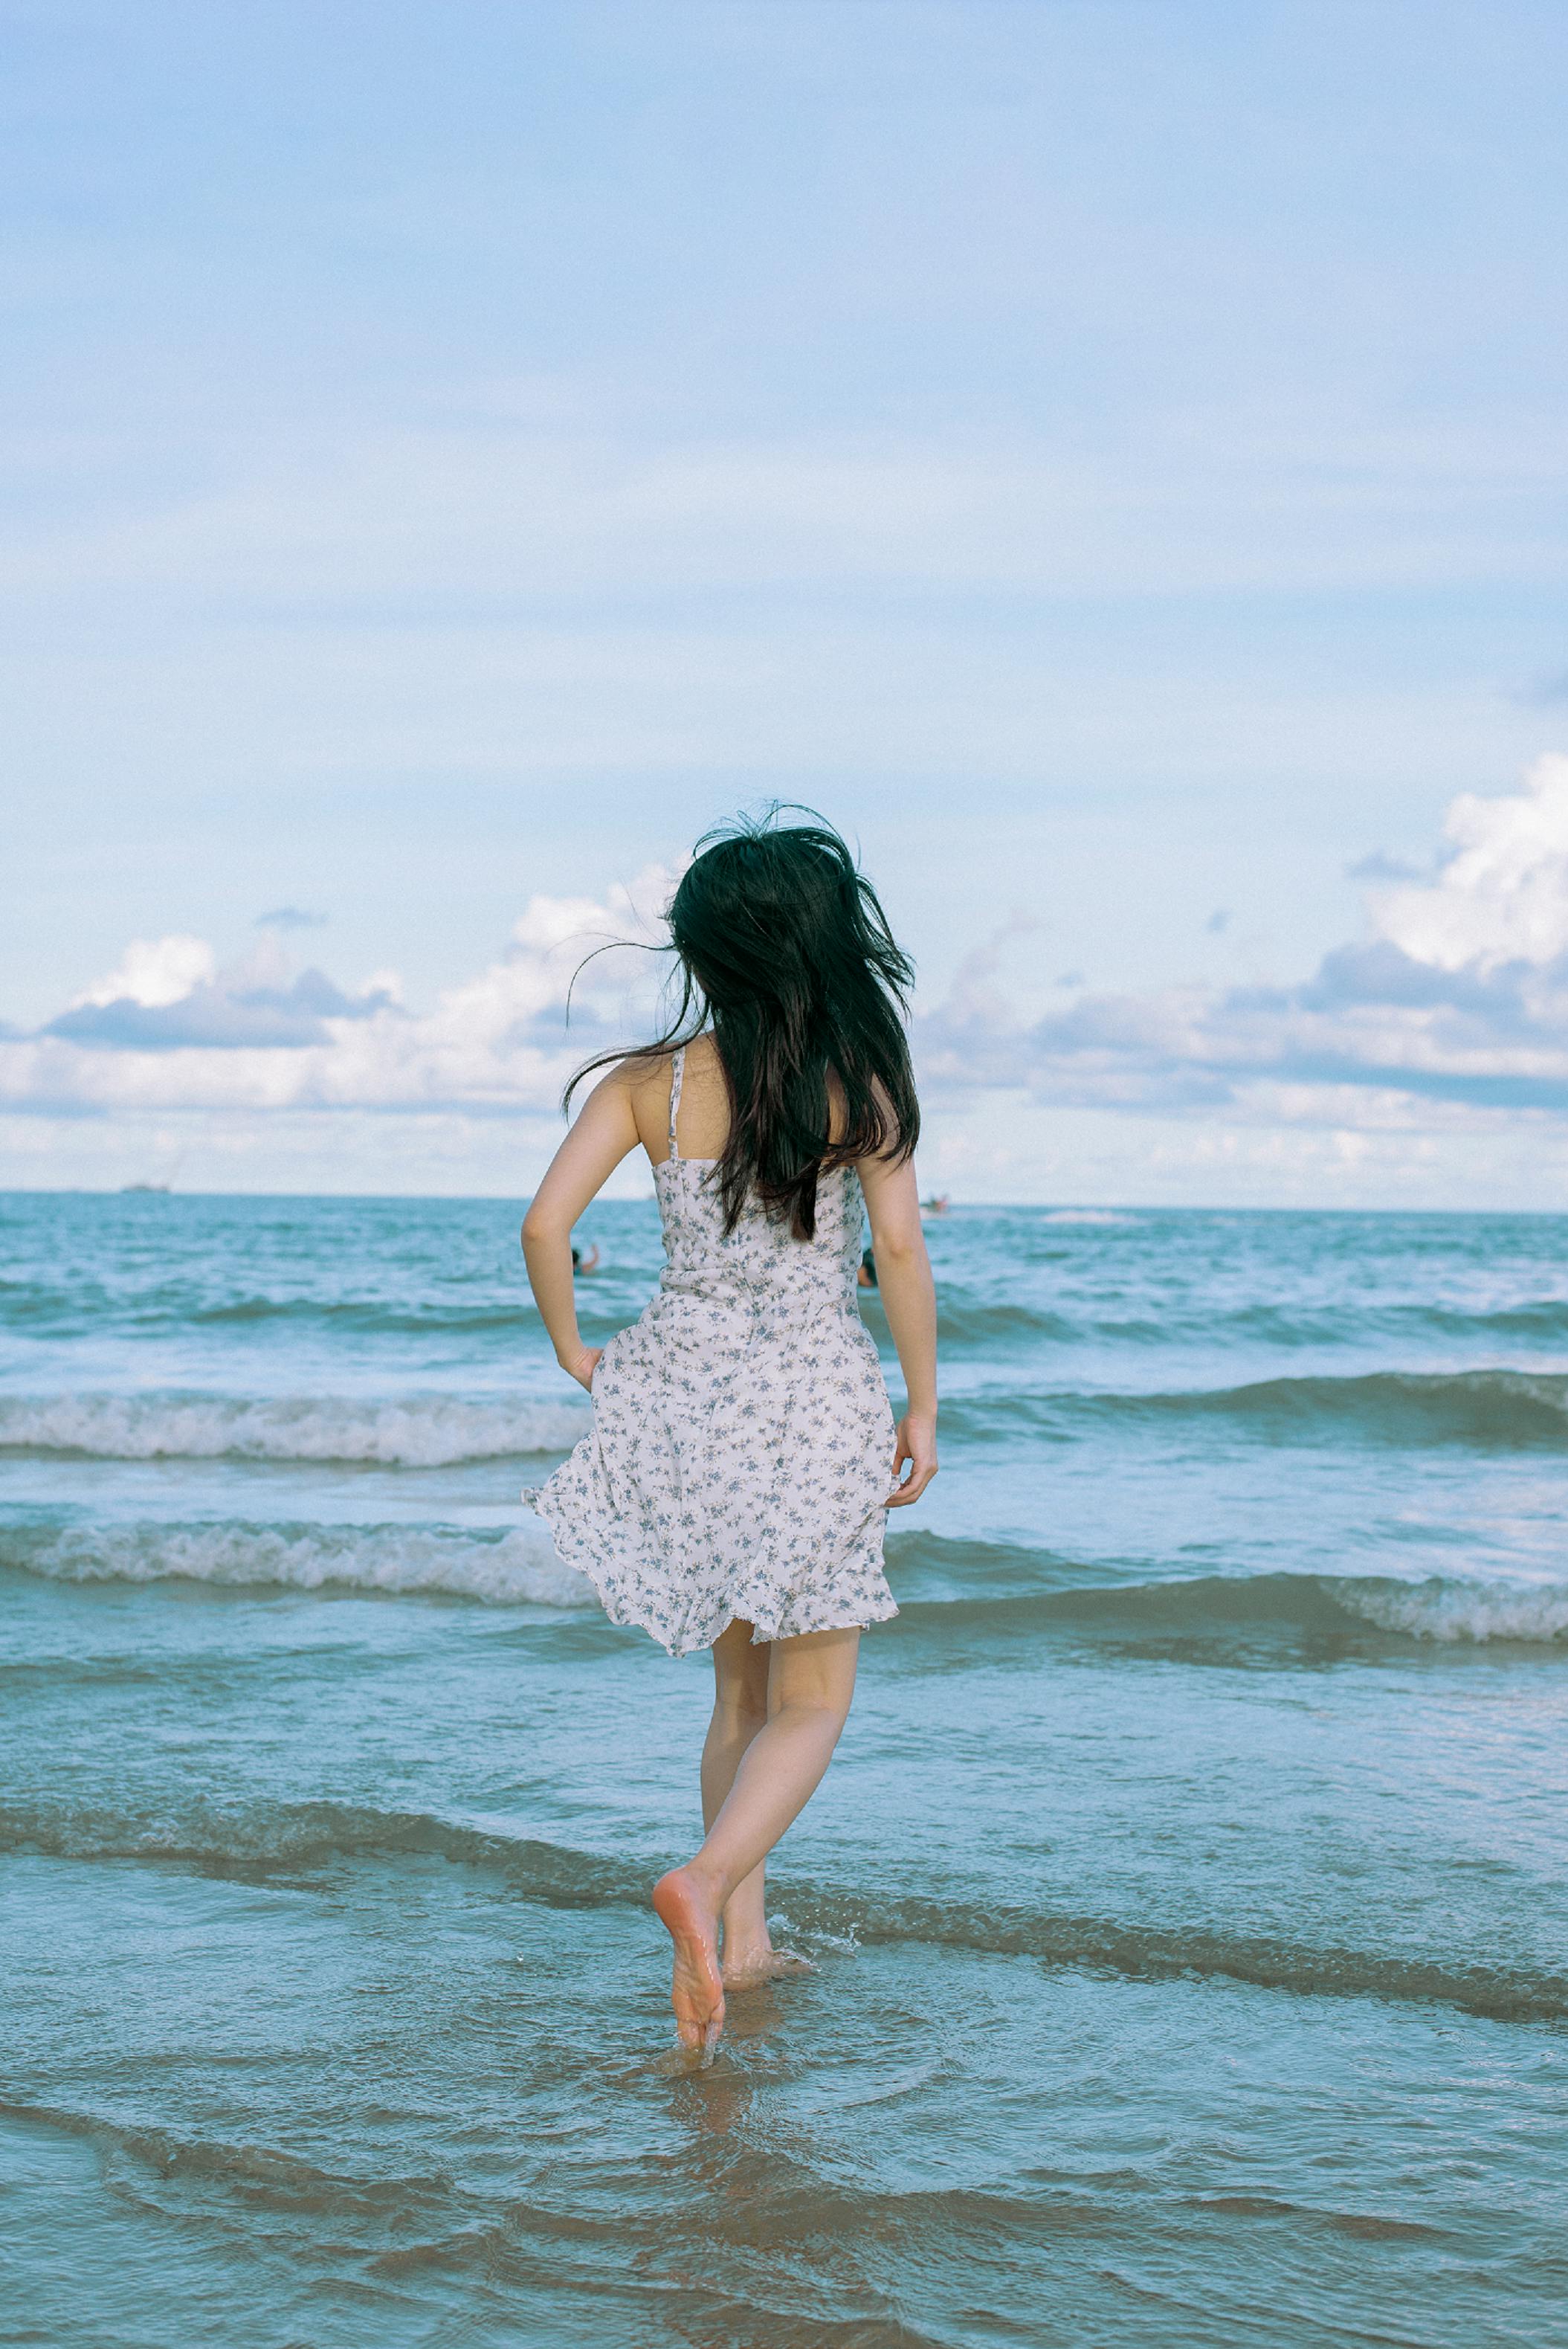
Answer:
xmin=567 ymin=812 xmax=919 ymax=1240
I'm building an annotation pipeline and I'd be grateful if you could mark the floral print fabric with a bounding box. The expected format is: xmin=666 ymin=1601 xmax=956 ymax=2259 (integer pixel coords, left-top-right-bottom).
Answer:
xmin=522 ymin=1050 xmax=898 ymax=1657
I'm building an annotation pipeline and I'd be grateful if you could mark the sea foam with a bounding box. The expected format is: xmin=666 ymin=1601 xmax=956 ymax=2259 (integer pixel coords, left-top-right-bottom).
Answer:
xmin=0 ymin=1519 xmax=596 ymax=1606
xmin=0 ymin=1392 xmax=590 ymax=1467
xmin=890 ymin=1557 xmax=1568 ymax=1646
xmin=1332 ymin=1573 xmax=1568 ymax=1644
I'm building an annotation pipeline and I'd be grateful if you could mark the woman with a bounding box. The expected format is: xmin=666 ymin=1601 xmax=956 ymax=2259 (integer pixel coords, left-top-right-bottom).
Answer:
xmin=521 ymin=816 xmax=938 ymax=2055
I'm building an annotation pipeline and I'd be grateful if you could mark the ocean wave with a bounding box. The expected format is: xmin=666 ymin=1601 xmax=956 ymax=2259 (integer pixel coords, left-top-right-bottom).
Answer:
xmin=883 ymin=1524 xmax=1085 ymax=1591
xmin=193 ymin=1295 xmax=542 ymax=1332
xmin=0 ymin=1284 xmax=633 ymax=1341
xmin=913 ymin=1299 xmax=1568 ymax=1351
xmin=782 ymin=1888 xmax=1567 ymax=2025
xmin=1075 ymin=1300 xmax=1568 ymax=1349
xmin=0 ymin=1296 xmax=526 ymax=1334
xmin=5 ymin=1510 xmax=1560 ymax=1645
xmin=941 ymin=1369 xmax=1568 ymax=1450
xmin=907 ymin=1298 xmax=1568 ymax=1357
xmin=1369 ymin=1299 xmax=1568 ymax=1342
xmin=897 ymin=1569 xmax=1568 ymax=1649
xmin=0 ymin=2097 xmax=456 ymax=2223
xmin=11 ymin=1273 xmax=1568 ymax=1360
xmin=189 ymin=1296 xmax=637 ymax=1341
xmin=877 ymin=1530 xmax=1568 ymax=1646
xmin=1139 ymin=1369 xmax=1568 ymax=1449
xmin=1 ymin=1795 xmax=1557 ymax=2023
xmin=931 ymin=1301 xmax=1079 ymax=1346
xmin=0 ymin=1518 xmax=595 ymax=1606
xmin=1329 ymin=1575 xmax=1568 ymax=1643
xmin=0 ymin=1796 xmax=636 ymax=1893
xmin=0 ymin=1391 xmax=590 ymax=1466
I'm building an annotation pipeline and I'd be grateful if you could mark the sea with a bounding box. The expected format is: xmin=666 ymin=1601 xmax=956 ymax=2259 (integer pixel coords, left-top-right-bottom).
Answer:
xmin=1 ymin=1190 xmax=1564 ymax=2348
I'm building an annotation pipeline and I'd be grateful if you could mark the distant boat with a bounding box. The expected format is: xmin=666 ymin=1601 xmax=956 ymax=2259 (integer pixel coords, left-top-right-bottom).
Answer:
xmin=120 ymin=1153 xmax=184 ymax=1196
xmin=920 ymin=1193 xmax=952 ymax=1217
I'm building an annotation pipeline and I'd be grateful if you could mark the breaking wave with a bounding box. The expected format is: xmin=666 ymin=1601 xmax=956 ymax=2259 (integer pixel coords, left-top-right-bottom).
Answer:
xmin=4 ymin=1512 xmax=1562 ymax=1646
xmin=0 ymin=1518 xmax=593 ymax=1606
xmin=895 ymin=1568 xmax=1568 ymax=1648
xmin=940 ymin=1369 xmax=1568 ymax=1449
xmin=0 ymin=1391 xmax=589 ymax=1466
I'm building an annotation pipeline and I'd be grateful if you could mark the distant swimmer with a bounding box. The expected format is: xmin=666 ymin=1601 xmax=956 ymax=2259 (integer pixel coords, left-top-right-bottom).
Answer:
xmin=571 ymin=1242 xmax=601 ymax=1275
xmin=920 ymin=1193 xmax=951 ymax=1217
xmin=858 ymin=1246 xmax=878 ymax=1289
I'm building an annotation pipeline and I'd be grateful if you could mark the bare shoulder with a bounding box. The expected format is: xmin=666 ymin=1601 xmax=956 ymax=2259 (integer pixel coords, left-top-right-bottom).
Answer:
xmin=601 ymin=1037 xmax=702 ymax=1078
xmin=567 ymin=1050 xmax=651 ymax=1120
xmin=610 ymin=1045 xmax=671 ymax=1090
xmin=656 ymin=1030 xmax=726 ymax=1100
xmin=581 ymin=1048 xmax=656 ymax=1125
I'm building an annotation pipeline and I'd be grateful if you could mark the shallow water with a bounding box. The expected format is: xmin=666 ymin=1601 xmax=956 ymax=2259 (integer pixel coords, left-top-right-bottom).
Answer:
xmin=1 ymin=1192 xmax=1565 ymax=2345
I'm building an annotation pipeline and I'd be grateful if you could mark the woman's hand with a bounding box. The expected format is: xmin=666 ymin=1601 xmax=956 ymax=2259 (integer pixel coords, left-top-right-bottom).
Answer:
xmin=560 ymin=1344 xmax=603 ymax=1391
xmin=887 ymin=1409 xmax=937 ymax=1507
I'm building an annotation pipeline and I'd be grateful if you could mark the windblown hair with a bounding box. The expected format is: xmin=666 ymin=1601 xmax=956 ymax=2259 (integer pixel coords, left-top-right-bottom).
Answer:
xmin=568 ymin=813 xmax=919 ymax=1240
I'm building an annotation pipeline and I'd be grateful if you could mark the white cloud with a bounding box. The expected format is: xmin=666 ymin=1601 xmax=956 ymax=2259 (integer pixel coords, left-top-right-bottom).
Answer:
xmin=1 ymin=866 xmax=677 ymax=1117
xmin=918 ymin=755 xmax=1568 ymax=1124
xmin=8 ymin=770 xmax=1568 ymax=1162
xmin=73 ymin=934 xmax=216 ymax=1010
xmin=1372 ymin=754 xmax=1568 ymax=971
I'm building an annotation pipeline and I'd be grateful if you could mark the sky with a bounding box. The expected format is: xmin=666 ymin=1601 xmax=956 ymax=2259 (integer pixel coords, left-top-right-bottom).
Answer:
xmin=4 ymin=0 xmax=1568 ymax=1204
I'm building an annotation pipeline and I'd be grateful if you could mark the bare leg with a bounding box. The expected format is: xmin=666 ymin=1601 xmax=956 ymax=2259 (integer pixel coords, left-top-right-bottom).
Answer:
xmin=654 ymin=1626 xmax=860 ymax=2049
xmin=699 ymin=1621 xmax=775 ymax=1983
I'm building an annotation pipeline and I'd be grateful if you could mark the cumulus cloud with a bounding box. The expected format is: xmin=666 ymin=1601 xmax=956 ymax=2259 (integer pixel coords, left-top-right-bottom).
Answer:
xmin=1375 ymin=761 xmax=1568 ymax=970
xmin=48 ymin=964 xmax=396 ymax=1051
xmin=917 ymin=755 xmax=1568 ymax=1124
xmin=0 ymin=867 xmax=677 ymax=1117
xmin=72 ymin=935 xmax=217 ymax=1011
xmin=7 ymin=769 xmax=1568 ymax=1138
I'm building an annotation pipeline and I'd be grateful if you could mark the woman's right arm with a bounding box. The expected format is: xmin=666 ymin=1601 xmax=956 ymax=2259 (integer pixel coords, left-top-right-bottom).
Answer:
xmin=857 ymin=1149 xmax=938 ymax=1507
xmin=521 ymin=1071 xmax=641 ymax=1388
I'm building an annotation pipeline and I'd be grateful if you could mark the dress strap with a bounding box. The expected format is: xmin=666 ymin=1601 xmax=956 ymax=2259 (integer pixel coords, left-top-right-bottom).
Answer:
xmin=667 ymin=1045 xmax=685 ymax=1162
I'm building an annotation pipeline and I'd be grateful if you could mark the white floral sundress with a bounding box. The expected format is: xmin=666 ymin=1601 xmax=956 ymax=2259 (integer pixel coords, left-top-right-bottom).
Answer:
xmin=522 ymin=1047 xmax=899 ymax=1657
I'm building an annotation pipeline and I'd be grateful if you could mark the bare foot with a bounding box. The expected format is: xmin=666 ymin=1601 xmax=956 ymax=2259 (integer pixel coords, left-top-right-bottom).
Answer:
xmin=652 ymin=1867 xmax=726 ymax=2053
xmin=720 ymin=1944 xmax=817 ymax=1990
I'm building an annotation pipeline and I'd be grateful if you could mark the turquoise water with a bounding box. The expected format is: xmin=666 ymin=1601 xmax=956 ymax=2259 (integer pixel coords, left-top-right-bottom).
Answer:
xmin=1 ymin=1192 xmax=1564 ymax=2346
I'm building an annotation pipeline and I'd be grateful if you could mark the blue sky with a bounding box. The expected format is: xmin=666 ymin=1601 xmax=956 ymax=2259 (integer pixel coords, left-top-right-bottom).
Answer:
xmin=4 ymin=0 xmax=1568 ymax=1201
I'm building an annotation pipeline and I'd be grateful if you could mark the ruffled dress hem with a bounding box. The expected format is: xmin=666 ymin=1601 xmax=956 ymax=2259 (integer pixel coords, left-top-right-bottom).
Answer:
xmin=522 ymin=1478 xmax=898 ymax=1660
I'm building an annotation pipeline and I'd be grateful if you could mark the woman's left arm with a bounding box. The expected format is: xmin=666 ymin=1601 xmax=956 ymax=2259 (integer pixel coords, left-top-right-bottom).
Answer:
xmin=521 ymin=1072 xmax=641 ymax=1388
